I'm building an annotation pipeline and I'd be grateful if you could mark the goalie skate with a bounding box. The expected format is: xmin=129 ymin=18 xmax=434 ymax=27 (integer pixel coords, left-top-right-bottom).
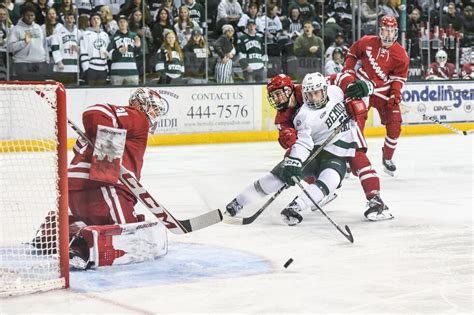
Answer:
xmin=281 ymin=200 xmax=303 ymax=226
xmin=364 ymin=194 xmax=394 ymax=221
xmin=311 ymin=192 xmax=338 ymax=211
xmin=69 ymin=249 xmax=93 ymax=271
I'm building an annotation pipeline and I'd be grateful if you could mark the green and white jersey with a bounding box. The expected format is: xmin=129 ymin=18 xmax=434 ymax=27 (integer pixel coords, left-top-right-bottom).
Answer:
xmin=51 ymin=26 xmax=82 ymax=73
xmin=108 ymin=30 xmax=139 ymax=76
xmin=290 ymin=85 xmax=356 ymax=161
xmin=237 ymin=32 xmax=264 ymax=70
xmin=79 ymin=28 xmax=109 ymax=72
xmin=155 ymin=47 xmax=184 ymax=78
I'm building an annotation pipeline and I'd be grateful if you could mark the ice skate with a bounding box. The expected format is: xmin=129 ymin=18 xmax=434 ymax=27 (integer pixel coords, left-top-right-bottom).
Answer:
xmin=311 ymin=192 xmax=338 ymax=211
xmin=281 ymin=200 xmax=303 ymax=226
xmin=382 ymin=157 xmax=396 ymax=176
xmin=69 ymin=236 xmax=93 ymax=270
xmin=69 ymin=248 xmax=92 ymax=270
xmin=225 ymin=198 xmax=243 ymax=217
xmin=364 ymin=194 xmax=394 ymax=221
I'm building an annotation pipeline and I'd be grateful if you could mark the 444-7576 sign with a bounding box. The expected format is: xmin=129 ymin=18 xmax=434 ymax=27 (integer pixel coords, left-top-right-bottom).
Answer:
xmin=155 ymin=85 xmax=257 ymax=134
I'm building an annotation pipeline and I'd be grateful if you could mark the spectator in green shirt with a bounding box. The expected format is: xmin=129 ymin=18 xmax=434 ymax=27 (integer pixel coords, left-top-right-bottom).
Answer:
xmin=293 ymin=20 xmax=324 ymax=57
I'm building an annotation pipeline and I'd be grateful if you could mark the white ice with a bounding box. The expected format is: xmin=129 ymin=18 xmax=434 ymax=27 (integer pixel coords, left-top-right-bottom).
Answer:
xmin=1 ymin=134 xmax=473 ymax=314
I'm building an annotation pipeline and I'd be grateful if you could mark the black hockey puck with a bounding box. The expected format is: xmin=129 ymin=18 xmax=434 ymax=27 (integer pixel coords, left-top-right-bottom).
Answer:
xmin=283 ymin=258 xmax=294 ymax=268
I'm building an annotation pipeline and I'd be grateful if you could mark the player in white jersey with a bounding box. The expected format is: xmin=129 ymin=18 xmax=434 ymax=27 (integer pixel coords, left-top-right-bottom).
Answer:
xmin=226 ymin=72 xmax=356 ymax=225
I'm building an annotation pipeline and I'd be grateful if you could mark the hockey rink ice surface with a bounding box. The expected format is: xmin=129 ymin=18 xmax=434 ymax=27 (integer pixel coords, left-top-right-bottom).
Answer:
xmin=2 ymin=134 xmax=473 ymax=314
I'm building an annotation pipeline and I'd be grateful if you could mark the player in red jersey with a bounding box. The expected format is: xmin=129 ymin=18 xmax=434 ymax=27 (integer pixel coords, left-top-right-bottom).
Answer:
xmin=68 ymin=87 xmax=164 ymax=225
xmin=257 ymin=73 xmax=393 ymax=221
xmin=67 ymin=88 xmax=168 ymax=269
xmin=425 ymin=50 xmax=459 ymax=80
xmin=343 ymin=16 xmax=409 ymax=176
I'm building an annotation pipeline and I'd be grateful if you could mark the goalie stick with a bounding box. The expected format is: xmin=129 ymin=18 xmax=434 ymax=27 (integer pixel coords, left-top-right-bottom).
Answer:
xmin=67 ymin=119 xmax=223 ymax=234
xmin=373 ymin=91 xmax=472 ymax=136
xmin=223 ymin=117 xmax=351 ymax=225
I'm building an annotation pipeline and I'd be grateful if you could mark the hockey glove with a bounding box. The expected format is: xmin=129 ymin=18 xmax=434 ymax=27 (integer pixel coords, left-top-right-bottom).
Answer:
xmin=345 ymin=98 xmax=367 ymax=120
xmin=281 ymin=157 xmax=302 ymax=186
xmin=278 ymin=128 xmax=297 ymax=149
xmin=387 ymin=94 xmax=401 ymax=108
xmin=346 ymin=80 xmax=373 ymax=98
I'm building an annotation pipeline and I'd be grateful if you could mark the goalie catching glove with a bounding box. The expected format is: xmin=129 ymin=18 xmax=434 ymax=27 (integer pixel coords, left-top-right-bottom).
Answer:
xmin=346 ymin=80 xmax=374 ymax=98
xmin=281 ymin=157 xmax=302 ymax=186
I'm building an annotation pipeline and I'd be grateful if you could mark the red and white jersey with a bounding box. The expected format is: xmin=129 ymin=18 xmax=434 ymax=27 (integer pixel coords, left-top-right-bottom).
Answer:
xmin=344 ymin=35 xmax=409 ymax=99
xmin=69 ymin=103 xmax=149 ymax=192
xmin=461 ymin=64 xmax=474 ymax=80
xmin=425 ymin=62 xmax=458 ymax=80
xmin=274 ymin=73 xmax=356 ymax=130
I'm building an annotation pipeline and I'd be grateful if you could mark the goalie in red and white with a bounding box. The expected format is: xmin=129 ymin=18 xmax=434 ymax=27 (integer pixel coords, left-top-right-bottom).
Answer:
xmin=67 ymin=88 xmax=168 ymax=269
xmin=343 ymin=16 xmax=409 ymax=176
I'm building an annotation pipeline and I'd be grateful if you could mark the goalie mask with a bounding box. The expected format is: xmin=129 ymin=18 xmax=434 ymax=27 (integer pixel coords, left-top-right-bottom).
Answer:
xmin=379 ymin=16 xmax=398 ymax=47
xmin=267 ymin=74 xmax=295 ymax=111
xmin=129 ymin=88 xmax=165 ymax=133
xmin=435 ymin=50 xmax=448 ymax=67
xmin=302 ymin=72 xmax=328 ymax=110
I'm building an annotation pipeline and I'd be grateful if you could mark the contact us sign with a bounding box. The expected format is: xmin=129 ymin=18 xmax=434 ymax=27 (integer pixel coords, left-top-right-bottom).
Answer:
xmin=66 ymin=85 xmax=263 ymax=136
xmin=155 ymin=85 xmax=260 ymax=134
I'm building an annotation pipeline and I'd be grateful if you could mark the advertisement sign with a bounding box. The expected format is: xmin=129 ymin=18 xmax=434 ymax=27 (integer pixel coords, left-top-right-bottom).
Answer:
xmin=67 ymin=85 xmax=262 ymax=137
xmin=400 ymin=82 xmax=474 ymax=124
xmin=155 ymin=85 xmax=258 ymax=134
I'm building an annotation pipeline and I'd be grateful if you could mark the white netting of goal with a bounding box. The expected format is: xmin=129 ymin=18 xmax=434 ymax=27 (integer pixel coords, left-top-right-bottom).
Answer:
xmin=0 ymin=84 xmax=66 ymax=297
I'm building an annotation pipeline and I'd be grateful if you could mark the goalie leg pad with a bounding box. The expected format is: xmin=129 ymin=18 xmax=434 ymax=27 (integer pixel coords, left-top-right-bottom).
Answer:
xmin=81 ymin=220 xmax=168 ymax=268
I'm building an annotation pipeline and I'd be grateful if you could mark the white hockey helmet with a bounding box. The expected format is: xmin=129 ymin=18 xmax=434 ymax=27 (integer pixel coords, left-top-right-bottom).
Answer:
xmin=435 ymin=50 xmax=447 ymax=66
xmin=129 ymin=88 xmax=165 ymax=133
xmin=302 ymin=72 xmax=328 ymax=109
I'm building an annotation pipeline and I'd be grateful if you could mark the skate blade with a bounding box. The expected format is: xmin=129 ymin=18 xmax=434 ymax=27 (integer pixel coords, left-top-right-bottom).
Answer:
xmin=365 ymin=211 xmax=394 ymax=222
xmin=383 ymin=167 xmax=395 ymax=177
xmin=281 ymin=215 xmax=301 ymax=226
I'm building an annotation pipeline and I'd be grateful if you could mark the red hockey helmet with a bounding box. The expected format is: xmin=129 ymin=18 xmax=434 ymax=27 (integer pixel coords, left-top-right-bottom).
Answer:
xmin=379 ymin=16 xmax=398 ymax=47
xmin=267 ymin=74 xmax=295 ymax=111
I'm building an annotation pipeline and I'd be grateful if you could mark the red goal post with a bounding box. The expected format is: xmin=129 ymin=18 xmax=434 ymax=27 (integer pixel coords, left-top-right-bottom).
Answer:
xmin=0 ymin=81 xmax=69 ymax=296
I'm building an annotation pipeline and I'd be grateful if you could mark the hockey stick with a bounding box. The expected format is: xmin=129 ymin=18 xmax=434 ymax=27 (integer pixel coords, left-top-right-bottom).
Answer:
xmin=292 ymin=176 xmax=354 ymax=243
xmin=223 ymin=117 xmax=351 ymax=225
xmin=373 ymin=91 xmax=472 ymax=136
xmin=67 ymin=119 xmax=223 ymax=234
xmin=420 ymin=114 xmax=472 ymax=136
xmin=223 ymin=185 xmax=287 ymax=225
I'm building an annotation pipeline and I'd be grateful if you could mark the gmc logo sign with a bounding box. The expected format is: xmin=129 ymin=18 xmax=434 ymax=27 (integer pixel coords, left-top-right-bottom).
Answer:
xmin=433 ymin=105 xmax=452 ymax=111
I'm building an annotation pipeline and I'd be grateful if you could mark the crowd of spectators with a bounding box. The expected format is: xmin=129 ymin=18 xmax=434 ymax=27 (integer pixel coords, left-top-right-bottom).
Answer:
xmin=0 ymin=0 xmax=472 ymax=85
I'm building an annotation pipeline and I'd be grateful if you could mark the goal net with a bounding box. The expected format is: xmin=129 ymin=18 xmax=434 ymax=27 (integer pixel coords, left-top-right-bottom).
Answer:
xmin=0 ymin=82 xmax=69 ymax=297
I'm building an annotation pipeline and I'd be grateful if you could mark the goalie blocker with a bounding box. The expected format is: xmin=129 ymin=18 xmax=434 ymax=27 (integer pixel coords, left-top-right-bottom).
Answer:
xmin=70 ymin=218 xmax=168 ymax=270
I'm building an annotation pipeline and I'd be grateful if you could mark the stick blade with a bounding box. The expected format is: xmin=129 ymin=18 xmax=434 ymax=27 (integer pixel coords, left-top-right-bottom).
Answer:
xmin=222 ymin=214 xmax=245 ymax=225
xmin=185 ymin=209 xmax=223 ymax=232
xmin=344 ymin=225 xmax=354 ymax=243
